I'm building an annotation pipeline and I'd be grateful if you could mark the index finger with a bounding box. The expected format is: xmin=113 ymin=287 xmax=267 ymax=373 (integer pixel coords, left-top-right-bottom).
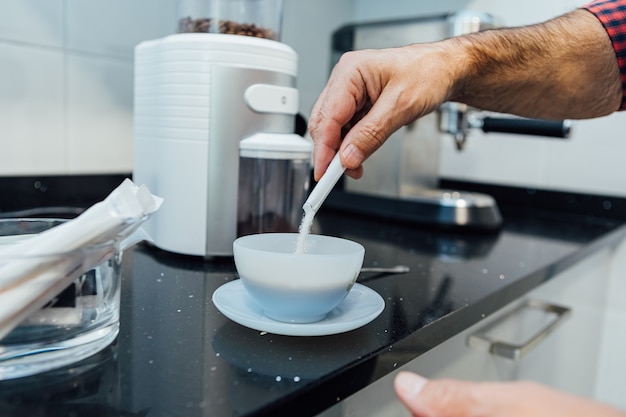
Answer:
xmin=308 ymin=74 xmax=362 ymax=180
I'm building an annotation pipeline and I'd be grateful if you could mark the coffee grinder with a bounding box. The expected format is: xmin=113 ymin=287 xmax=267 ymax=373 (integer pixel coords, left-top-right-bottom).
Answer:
xmin=133 ymin=0 xmax=312 ymax=257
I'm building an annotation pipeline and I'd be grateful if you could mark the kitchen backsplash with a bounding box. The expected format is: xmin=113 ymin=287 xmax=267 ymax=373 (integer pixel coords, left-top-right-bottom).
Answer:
xmin=1 ymin=0 xmax=623 ymax=198
xmin=0 ymin=0 xmax=176 ymax=175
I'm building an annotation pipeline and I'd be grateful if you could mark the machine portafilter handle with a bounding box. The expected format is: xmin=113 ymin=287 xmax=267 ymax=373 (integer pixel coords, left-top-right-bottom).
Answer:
xmin=438 ymin=103 xmax=572 ymax=150
xmin=475 ymin=117 xmax=572 ymax=138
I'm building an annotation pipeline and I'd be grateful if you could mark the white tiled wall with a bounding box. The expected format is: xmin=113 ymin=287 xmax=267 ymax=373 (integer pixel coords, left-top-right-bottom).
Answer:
xmin=0 ymin=42 xmax=65 ymax=174
xmin=0 ymin=1 xmax=64 ymax=47
xmin=0 ymin=0 xmax=176 ymax=176
xmin=64 ymin=0 xmax=176 ymax=60
xmin=65 ymin=54 xmax=134 ymax=173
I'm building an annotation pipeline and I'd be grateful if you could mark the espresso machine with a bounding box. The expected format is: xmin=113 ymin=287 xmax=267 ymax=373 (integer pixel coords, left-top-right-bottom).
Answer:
xmin=133 ymin=0 xmax=312 ymax=257
xmin=327 ymin=11 xmax=571 ymax=231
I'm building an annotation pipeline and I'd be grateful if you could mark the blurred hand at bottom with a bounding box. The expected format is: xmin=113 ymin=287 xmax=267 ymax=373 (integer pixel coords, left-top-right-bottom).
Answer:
xmin=394 ymin=372 xmax=626 ymax=417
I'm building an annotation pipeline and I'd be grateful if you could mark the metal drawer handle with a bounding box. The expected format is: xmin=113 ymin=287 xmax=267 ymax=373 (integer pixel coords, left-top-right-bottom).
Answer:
xmin=467 ymin=299 xmax=571 ymax=360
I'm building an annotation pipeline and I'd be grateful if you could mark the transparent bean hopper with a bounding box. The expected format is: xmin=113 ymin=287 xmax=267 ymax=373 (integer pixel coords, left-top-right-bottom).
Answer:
xmin=177 ymin=0 xmax=283 ymax=40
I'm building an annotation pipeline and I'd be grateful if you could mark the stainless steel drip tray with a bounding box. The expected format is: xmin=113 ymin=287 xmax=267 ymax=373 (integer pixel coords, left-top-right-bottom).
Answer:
xmin=324 ymin=189 xmax=502 ymax=231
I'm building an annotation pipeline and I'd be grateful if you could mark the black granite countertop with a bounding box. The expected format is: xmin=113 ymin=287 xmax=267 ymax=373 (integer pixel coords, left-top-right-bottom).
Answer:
xmin=0 ymin=182 xmax=625 ymax=417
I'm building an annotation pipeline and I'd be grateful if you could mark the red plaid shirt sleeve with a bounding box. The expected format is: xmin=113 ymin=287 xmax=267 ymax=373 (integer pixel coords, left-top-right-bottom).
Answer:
xmin=584 ymin=0 xmax=626 ymax=110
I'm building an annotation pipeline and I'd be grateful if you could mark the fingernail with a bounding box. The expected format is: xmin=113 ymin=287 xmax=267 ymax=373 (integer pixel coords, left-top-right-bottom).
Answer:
xmin=340 ymin=143 xmax=364 ymax=168
xmin=395 ymin=372 xmax=428 ymax=399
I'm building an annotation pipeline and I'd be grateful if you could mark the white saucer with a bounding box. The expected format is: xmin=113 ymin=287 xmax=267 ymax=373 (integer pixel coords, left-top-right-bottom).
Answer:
xmin=212 ymin=280 xmax=385 ymax=336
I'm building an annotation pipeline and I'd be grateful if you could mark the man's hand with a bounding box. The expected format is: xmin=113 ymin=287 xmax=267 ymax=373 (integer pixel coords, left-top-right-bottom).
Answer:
xmin=308 ymin=43 xmax=456 ymax=181
xmin=394 ymin=372 xmax=626 ymax=417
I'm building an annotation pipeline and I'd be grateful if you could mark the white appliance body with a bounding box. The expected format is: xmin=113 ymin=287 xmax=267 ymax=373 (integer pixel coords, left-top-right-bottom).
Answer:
xmin=133 ymin=33 xmax=299 ymax=257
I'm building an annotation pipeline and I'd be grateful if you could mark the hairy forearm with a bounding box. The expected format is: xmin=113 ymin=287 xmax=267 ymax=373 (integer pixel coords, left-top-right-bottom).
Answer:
xmin=446 ymin=8 xmax=622 ymax=119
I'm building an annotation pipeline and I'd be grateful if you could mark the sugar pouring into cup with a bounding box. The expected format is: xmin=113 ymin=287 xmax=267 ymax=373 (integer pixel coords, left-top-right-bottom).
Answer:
xmin=296 ymin=153 xmax=346 ymax=254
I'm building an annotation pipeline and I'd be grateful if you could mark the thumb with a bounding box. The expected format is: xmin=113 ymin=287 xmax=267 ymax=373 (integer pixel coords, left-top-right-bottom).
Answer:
xmin=394 ymin=372 xmax=430 ymax=416
xmin=394 ymin=372 xmax=480 ymax=417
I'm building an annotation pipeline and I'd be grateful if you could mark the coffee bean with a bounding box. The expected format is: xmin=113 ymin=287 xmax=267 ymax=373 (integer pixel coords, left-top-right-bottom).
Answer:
xmin=178 ymin=17 xmax=277 ymax=40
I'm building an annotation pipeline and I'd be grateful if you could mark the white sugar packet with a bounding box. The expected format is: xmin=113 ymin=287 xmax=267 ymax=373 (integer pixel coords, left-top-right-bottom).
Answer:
xmin=0 ymin=178 xmax=163 ymax=340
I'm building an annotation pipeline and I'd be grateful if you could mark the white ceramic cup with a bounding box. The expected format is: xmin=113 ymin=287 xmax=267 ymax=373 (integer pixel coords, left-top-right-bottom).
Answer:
xmin=233 ymin=233 xmax=365 ymax=323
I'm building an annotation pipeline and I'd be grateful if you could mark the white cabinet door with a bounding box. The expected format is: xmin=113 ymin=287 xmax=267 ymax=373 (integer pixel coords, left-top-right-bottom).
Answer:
xmin=511 ymin=247 xmax=611 ymax=396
